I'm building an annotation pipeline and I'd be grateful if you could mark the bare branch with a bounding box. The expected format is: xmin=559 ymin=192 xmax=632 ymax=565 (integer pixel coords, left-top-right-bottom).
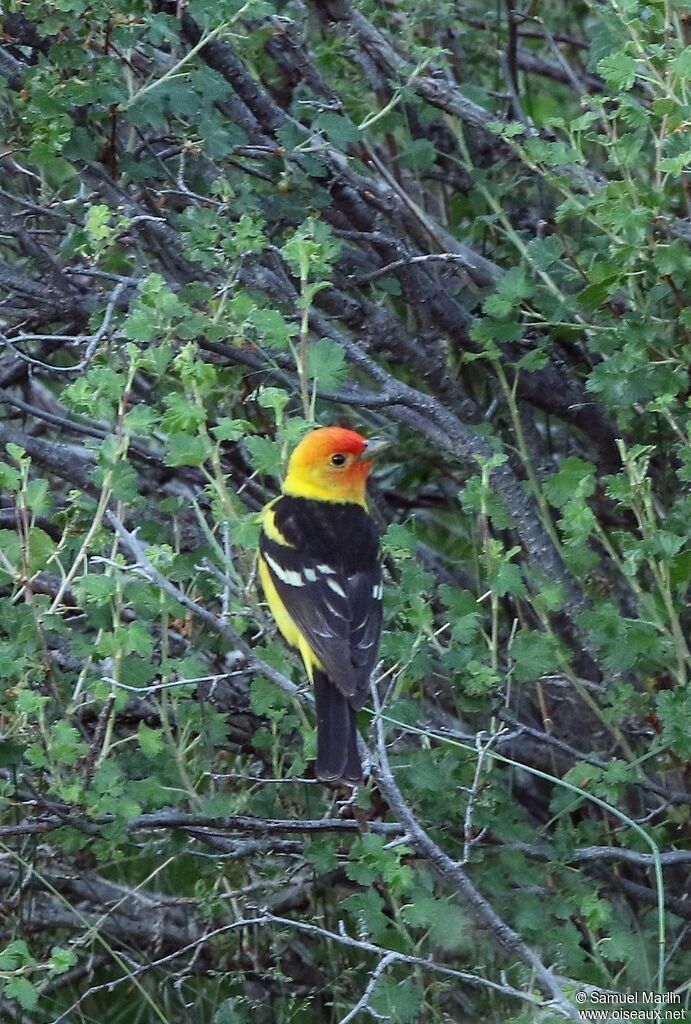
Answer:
xmin=2 ymin=282 xmax=127 ymax=374
xmin=369 ymin=683 xmax=580 ymax=1019
xmin=105 ymin=510 xmax=301 ymax=701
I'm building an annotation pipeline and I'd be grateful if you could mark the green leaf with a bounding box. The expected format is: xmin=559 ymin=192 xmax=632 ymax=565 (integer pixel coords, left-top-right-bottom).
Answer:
xmin=671 ymin=47 xmax=691 ymax=77
xmin=122 ymin=404 xmax=158 ymax=434
xmin=402 ymin=895 xmax=468 ymax=952
xmin=24 ymin=478 xmax=51 ymax=515
xmin=281 ymin=217 xmax=341 ymax=279
xmin=0 ymin=461 xmax=21 ymax=490
xmin=248 ymin=308 xmax=298 ymax=349
xmin=483 ymin=268 xmax=532 ymax=318
xmin=4 ymin=976 xmax=38 ymax=1011
xmin=369 ymin=977 xmax=423 ymax=1024
xmin=341 ymin=888 xmax=389 ymax=938
xmin=459 ymin=475 xmax=512 ymax=530
xmin=459 ymin=659 xmax=500 ymax=697
xmin=161 ymin=393 xmax=206 ymax=433
xmin=85 ymin=203 xmax=113 ymax=243
xmin=515 ymin=347 xmax=549 ymax=372
xmin=254 ymin=386 xmax=290 ymax=419
xmin=314 ymin=112 xmax=361 ymax=147
xmin=164 ymin=432 xmax=209 ymax=467
xmin=525 ymin=235 xmax=565 ymax=270
xmin=383 ymin=523 xmax=417 ymax=558
xmin=212 ymin=418 xmax=252 ymax=442
xmin=305 ymin=338 xmax=346 ymax=389
xmin=0 ymin=529 xmax=20 ymax=571
xmin=48 ymin=946 xmax=78 ymax=977
xmin=138 ymin=722 xmax=163 ymax=757
xmin=75 ymin=574 xmax=117 ymax=607
xmin=122 ymin=307 xmax=158 ymax=342
xmin=244 ymin=435 xmax=282 ymax=476
xmin=544 ymin=458 xmax=596 ymax=508
xmin=346 ymin=833 xmax=398 ymax=885
xmin=229 ymin=212 xmax=266 ymax=256
xmin=488 ymin=119 xmax=525 ymax=139
xmin=523 ymin=138 xmax=582 ymax=167
xmin=489 ymin=559 xmax=526 ymax=598
xmin=559 ymin=500 xmax=596 ymax=548
xmin=511 ymin=630 xmax=559 ymax=683
xmin=232 ymin=512 xmax=262 ymax=548
xmin=657 ymin=689 xmax=691 ymax=758
xmin=578 ymin=277 xmax=620 ymax=311
xmin=658 ymin=149 xmax=691 ymax=175
xmin=27 ymin=527 xmax=55 ymax=572
xmin=50 ymin=721 xmax=88 ymax=766
xmin=437 ymin=586 xmax=481 ymax=643
xmin=598 ymin=759 xmax=634 ymax=802
xmin=597 ymin=51 xmax=637 ymax=90
xmin=304 ymin=839 xmax=340 ymax=874
xmin=250 ymin=676 xmax=290 ymax=719
xmin=0 ymin=940 xmax=35 ymax=972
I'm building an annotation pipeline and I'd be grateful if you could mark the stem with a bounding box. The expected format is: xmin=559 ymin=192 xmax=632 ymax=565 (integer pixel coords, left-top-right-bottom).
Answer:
xmin=125 ymin=14 xmax=242 ymax=108
xmin=297 ymin=272 xmax=312 ymax=419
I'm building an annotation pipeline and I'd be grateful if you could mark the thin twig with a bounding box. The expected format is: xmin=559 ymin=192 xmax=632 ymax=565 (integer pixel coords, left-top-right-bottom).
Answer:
xmin=105 ymin=510 xmax=300 ymax=700
xmin=461 ymin=729 xmax=503 ymax=864
xmin=369 ymin=683 xmax=580 ymax=1020
xmin=1 ymin=281 xmax=126 ymax=373
xmin=338 ymin=952 xmax=397 ymax=1023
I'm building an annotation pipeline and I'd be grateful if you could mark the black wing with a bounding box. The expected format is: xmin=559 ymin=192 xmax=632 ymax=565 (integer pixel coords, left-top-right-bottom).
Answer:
xmin=259 ymin=533 xmax=382 ymax=706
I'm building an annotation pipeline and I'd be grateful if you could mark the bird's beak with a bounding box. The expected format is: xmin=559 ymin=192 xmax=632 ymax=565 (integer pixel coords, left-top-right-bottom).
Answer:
xmin=358 ymin=438 xmax=391 ymax=462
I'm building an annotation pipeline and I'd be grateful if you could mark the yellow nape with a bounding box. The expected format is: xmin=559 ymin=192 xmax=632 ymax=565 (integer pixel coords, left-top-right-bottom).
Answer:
xmin=282 ymin=476 xmax=368 ymax=506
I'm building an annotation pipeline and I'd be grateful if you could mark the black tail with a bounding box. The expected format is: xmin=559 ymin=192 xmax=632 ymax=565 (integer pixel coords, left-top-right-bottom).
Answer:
xmin=313 ymin=670 xmax=362 ymax=784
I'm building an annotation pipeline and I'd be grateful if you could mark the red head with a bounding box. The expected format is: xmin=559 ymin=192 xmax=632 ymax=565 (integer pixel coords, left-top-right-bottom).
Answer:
xmin=283 ymin=427 xmax=380 ymax=505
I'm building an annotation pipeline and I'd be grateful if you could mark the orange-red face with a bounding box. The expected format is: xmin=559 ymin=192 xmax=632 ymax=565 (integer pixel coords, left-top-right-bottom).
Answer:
xmin=283 ymin=427 xmax=374 ymax=504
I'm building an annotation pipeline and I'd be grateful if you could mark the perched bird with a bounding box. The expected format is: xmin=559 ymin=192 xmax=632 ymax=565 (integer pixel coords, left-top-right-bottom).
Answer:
xmin=258 ymin=426 xmax=386 ymax=783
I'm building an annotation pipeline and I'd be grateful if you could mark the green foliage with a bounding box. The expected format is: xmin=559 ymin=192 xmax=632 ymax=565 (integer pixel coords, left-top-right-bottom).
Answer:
xmin=369 ymin=976 xmax=424 ymax=1023
xmin=1 ymin=0 xmax=691 ymax=1020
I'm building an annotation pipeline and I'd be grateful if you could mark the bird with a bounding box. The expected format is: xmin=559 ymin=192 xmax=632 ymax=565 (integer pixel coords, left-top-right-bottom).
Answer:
xmin=258 ymin=426 xmax=387 ymax=783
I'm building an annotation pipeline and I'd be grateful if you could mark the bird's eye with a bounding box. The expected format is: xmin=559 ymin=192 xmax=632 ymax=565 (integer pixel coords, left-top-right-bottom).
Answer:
xmin=330 ymin=453 xmax=347 ymax=467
